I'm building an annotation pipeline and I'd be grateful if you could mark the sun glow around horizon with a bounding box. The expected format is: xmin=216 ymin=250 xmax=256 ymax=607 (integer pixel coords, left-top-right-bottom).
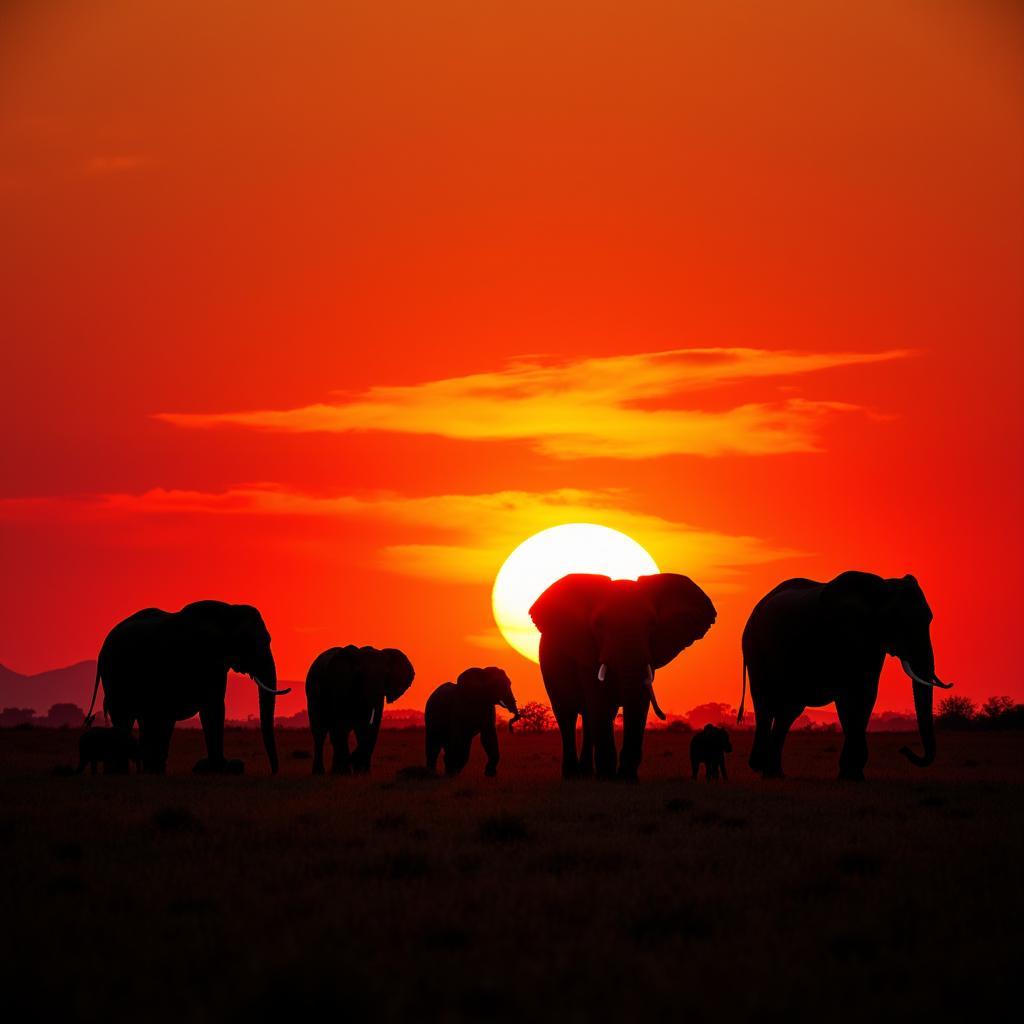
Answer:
xmin=492 ymin=524 xmax=659 ymax=663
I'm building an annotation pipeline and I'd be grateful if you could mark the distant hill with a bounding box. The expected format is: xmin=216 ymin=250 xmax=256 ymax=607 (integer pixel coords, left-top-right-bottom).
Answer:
xmin=0 ymin=660 xmax=425 ymax=730
xmin=0 ymin=660 xmax=98 ymax=716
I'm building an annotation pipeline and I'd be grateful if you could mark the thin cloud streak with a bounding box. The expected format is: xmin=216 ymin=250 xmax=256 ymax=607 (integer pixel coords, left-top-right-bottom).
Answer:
xmin=156 ymin=347 xmax=911 ymax=459
xmin=0 ymin=485 xmax=799 ymax=587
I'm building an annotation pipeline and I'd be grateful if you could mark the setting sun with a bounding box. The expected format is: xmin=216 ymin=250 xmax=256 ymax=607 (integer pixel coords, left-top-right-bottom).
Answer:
xmin=492 ymin=524 xmax=659 ymax=663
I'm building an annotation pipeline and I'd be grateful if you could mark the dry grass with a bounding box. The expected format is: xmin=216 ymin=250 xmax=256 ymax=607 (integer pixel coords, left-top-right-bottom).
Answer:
xmin=0 ymin=727 xmax=1020 ymax=1022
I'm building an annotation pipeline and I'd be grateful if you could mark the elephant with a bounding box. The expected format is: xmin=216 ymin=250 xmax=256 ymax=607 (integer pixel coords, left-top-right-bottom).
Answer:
xmin=77 ymin=726 xmax=141 ymax=774
xmin=740 ymin=571 xmax=952 ymax=780
xmin=305 ymin=645 xmax=415 ymax=774
xmin=690 ymin=724 xmax=731 ymax=781
xmin=424 ymin=667 xmax=519 ymax=777
xmin=529 ymin=573 xmax=717 ymax=781
xmin=87 ymin=601 xmax=290 ymax=775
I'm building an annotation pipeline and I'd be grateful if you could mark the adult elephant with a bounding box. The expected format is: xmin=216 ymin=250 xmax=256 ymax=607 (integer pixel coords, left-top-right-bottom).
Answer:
xmin=305 ymin=645 xmax=415 ymax=774
xmin=424 ymin=667 xmax=519 ymax=777
xmin=741 ymin=571 xmax=952 ymax=780
xmin=530 ymin=573 xmax=716 ymax=781
xmin=88 ymin=602 xmax=290 ymax=774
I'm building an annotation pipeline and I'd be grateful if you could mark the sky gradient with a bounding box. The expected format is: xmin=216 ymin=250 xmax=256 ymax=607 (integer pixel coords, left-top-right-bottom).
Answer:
xmin=2 ymin=1 xmax=1022 ymax=720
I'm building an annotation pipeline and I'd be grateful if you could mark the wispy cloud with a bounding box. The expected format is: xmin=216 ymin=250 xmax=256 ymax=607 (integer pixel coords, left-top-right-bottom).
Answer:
xmin=0 ymin=485 xmax=798 ymax=587
xmin=156 ymin=347 xmax=909 ymax=459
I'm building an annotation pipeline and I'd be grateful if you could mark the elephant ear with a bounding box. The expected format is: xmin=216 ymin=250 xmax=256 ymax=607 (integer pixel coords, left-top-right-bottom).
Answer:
xmin=635 ymin=574 xmax=716 ymax=669
xmin=382 ymin=648 xmax=415 ymax=703
xmin=529 ymin=574 xmax=610 ymax=660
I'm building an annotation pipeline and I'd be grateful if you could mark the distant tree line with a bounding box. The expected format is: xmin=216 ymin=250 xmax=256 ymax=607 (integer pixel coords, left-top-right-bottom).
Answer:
xmin=936 ymin=695 xmax=1023 ymax=731
xmin=0 ymin=703 xmax=86 ymax=729
xmin=5 ymin=696 xmax=1019 ymax=732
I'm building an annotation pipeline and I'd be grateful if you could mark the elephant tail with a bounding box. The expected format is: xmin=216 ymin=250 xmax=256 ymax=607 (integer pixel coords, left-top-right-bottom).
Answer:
xmin=84 ymin=663 xmax=102 ymax=727
xmin=737 ymin=659 xmax=747 ymax=724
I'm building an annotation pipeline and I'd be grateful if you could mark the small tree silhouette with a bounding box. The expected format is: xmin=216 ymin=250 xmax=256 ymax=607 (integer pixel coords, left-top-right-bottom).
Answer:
xmin=979 ymin=696 xmax=1024 ymax=729
xmin=936 ymin=695 xmax=976 ymax=730
xmin=512 ymin=701 xmax=553 ymax=733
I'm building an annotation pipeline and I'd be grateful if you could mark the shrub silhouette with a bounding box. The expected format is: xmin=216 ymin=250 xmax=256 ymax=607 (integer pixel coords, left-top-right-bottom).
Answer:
xmin=511 ymin=701 xmax=553 ymax=733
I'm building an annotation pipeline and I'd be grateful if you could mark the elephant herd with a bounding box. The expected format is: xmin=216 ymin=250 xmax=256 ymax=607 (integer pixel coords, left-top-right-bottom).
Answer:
xmin=81 ymin=569 xmax=951 ymax=782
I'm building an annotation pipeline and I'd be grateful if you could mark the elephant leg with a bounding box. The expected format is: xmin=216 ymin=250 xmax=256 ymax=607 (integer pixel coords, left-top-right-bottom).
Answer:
xmin=193 ymin=702 xmax=241 ymax=773
xmin=311 ymin=725 xmax=327 ymax=775
xmin=140 ymin=717 xmax=174 ymax=774
xmin=765 ymin=705 xmax=802 ymax=778
xmin=748 ymin=690 xmax=772 ymax=773
xmin=352 ymin=711 xmax=383 ymax=774
xmin=578 ymin=715 xmax=594 ymax=777
xmin=691 ymin=753 xmax=700 ymax=781
xmin=836 ymin=696 xmax=871 ymax=781
xmin=480 ymin=718 xmax=500 ymax=777
xmin=552 ymin=705 xmax=580 ymax=779
xmin=618 ymin=699 xmax=649 ymax=781
xmin=443 ymin=738 xmax=471 ymax=777
xmin=720 ymin=756 xmax=728 ymax=782
xmin=592 ymin=712 xmax=617 ymax=780
xmin=425 ymin=729 xmax=442 ymax=773
xmin=329 ymin=725 xmax=352 ymax=775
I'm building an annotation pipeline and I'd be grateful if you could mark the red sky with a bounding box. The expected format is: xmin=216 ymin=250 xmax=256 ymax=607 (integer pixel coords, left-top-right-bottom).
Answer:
xmin=1 ymin=1 xmax=1022 ymax=720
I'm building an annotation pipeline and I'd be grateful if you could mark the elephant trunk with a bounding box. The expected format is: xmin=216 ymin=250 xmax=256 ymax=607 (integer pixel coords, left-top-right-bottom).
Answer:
xmin=257 ymin=657 xmax=280 ymax=775
xmin=899 ymin=681 xmax=935 ymax=767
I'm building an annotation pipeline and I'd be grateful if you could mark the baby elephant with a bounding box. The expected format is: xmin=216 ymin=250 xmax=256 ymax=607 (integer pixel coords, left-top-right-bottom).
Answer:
xmin=78 ymin=726 xmax=141 ymax=774
xmin=425 ymin=667 xmax=519 ymax=777
xmin=690 ymin=724 xmax=732 ymax=781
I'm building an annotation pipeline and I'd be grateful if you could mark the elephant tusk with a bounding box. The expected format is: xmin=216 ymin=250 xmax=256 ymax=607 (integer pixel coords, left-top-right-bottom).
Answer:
xmin=899 ymin=660 xmax=951 ymax=689
xmin=369 ymin=707 xmax=375 ymax=726
xmin=646 ymin=663 xmax=654 ymax=682
xmin=644 ymin=673 xmax=667 ymax=720
xmin=253 ymin=677 xmax=292 ymax=696
xmin=598 ymin=664 xmax=607 ymax=682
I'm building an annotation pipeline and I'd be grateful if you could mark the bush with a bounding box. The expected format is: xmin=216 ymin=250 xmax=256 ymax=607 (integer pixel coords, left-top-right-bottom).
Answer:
xmin=511 ymin=701 xmax=553 ymax=733
xmin=937 ymin=695 xmax=977 ymax=730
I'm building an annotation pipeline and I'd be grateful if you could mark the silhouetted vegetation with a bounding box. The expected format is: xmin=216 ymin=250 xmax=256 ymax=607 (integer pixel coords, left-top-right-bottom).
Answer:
xmin=938 ymin=695 xmax=1024 ymax=730
xmin=510 ymin=701 xmax=553 ymax=732
xmin=0 ymin=703 xmax=87 ymax=729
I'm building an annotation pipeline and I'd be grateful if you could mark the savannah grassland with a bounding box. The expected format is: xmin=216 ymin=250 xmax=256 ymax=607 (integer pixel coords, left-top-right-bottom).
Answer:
xmin=0 ymin=727 xmax=1020 ymax=1023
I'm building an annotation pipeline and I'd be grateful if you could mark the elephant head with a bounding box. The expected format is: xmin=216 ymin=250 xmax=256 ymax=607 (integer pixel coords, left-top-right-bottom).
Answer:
xmin=703 ymin=724 xmax=732 ymax=753
xmin=822 ymin=572 xmax=951 ymax=767
xmin=456 ymin=667 xmax=519 ymax=719
xmin=530 ymin=573 xmax=716 ymax=718
xmin=220 ymin=603 xmax=291 ymax=774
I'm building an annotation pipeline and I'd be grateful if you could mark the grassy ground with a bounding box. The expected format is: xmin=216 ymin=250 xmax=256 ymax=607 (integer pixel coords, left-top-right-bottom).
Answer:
xmin=1 ymin=726 xmax=1021 ymax=1022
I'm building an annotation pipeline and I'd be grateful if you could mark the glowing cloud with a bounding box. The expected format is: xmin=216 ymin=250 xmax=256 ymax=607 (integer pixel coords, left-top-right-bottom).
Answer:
xmin=156 ymin=347 xmax=910 ymax=459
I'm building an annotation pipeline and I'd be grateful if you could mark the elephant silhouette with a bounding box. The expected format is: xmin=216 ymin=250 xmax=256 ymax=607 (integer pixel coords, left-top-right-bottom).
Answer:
xmin=305 ymin=645 xmax=415 ymax=774
xmin=424 ymin=668 xmax=518 ymax=777
xmin=89 ymin=601 xmax=290 ymax=774
xmin=77 ymin=726 xmax=141 ymax=774
xmin=741 ymin=571 xmax=952 ymax=780
xmin=530 ymin=573 xmax=716 ymax=781
xmin=690 ymin=724 xmax=731 ymax=781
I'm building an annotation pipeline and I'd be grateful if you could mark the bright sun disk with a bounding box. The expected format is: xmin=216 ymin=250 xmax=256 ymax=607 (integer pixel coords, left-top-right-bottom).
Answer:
xmin=492 ymin=523 xmax=659 ymax=663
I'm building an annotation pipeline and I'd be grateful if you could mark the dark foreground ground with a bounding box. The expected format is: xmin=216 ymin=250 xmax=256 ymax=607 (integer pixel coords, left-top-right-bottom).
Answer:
xmin=1 ymin=727 xmax=1021 ymax=1023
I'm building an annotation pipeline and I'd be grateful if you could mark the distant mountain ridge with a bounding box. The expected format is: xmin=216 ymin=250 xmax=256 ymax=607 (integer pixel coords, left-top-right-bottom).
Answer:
xmin=0 ymin=660 xmax=98 ymax=714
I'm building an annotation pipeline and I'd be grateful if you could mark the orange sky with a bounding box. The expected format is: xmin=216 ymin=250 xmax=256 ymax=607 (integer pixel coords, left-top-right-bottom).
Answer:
xmin=1 ymin=1 xmax=1022 ymax=720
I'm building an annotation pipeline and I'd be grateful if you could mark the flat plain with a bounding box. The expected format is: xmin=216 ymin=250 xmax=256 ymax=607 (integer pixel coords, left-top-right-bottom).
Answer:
xmin=0 ymin=726 xmax=1020 ymax=1022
